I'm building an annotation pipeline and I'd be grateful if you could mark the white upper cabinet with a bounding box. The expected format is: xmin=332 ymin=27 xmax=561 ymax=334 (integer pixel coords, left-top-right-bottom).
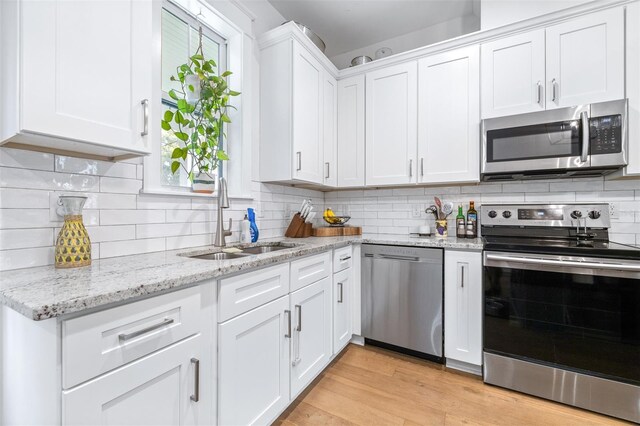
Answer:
xmin=625 ymin=2 xmax=640 ymax=176
xmin=337 ymin=75 xmax=366 ymax=187
xmin=323 ymin=72 xmax=338 ymax=187
xmin=1 ymin=0 xmax=152 ymax=160
xmin=481 ymin=29 xmax=546 ymax=119
xmin=545 ymin=7 xmax=624 ymax=109
xmin=366 ymin=62 xmax=418 ymax=186
xmin=418 ymin=46 xmax=480 ymax=184
xmin=292 ymin=43 xmax=324 ymax=184
xmin=259 ymin=30 xmax=337 ymax=186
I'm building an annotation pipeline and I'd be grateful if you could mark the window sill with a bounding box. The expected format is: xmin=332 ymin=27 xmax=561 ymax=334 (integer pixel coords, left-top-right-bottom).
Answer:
xmin=140 ymin=187 xmax=253 ymax=201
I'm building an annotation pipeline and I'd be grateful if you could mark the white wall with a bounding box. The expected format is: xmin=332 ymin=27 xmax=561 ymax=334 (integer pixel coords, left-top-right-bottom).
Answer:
xmin=329 ymin=14 xmax=481 ymax=70
xmin=481 ymin=0 xmax=593 ymax=30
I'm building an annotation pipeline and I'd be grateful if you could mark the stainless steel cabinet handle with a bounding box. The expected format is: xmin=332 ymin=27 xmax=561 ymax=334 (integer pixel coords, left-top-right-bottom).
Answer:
xmin=461 ymin=265 xmax=465 ymax=288
xmin=295 ymin=304 xmax=302 ymax=332
xmin=580 ymin=110 xmax=589 ymax=163
xmin=337 ymin=282 xmax=343 ymax=303
xmin=420 ymin=158 xmax=424 ymax=177
xmin=325 ymin=162 xmax=330 ymax=179
xmin=190 ymin=358 xmax=200 ymax=402
xmin=296 ymin=152 xmax=302 ymax=171
xmin=339 ymin=255 xmax=351 ymax=262
xmin=551 ymin=79 xmax=558 ymax=103
xmin=536 ymin=81 xmax=542 ymax=105
xmin=409 ymin=159 xmax=413 ymax=177
xmin=141 ymin=99 xmax=149 ymax=136
xmin=118 ymin=318 xmax=174 ymax=342
xmin=284 ymin=310 xmax=291 ymax=338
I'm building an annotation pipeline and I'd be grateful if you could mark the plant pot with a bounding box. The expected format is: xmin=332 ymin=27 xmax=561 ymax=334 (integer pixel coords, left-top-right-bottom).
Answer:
xmin=192 ymin=172 xmax=216 ymax=194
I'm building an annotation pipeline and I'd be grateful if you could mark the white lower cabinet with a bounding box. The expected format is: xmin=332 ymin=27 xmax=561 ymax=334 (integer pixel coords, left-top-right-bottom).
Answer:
xmin=290 ymin=277 xmax=332 ymax=397
xmin=63 ymin=335 xmax=202 ymax=426
xmin=218 ymin=296 xmax=291 ymax=425
xmin=444 ymin=250 xmax=483 ymax=371
xmin=333 ymin=267 xmax=352 ymax=354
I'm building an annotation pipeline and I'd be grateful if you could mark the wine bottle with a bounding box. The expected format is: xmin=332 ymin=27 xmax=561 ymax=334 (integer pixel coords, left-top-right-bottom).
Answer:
xmin=456 ymin=205 xmax=466 ymax=238
xmin=466 ymin=201 xmax=478 ymax=238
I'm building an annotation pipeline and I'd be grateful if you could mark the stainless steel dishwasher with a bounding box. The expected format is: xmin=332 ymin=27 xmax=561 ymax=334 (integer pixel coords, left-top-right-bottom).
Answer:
xmin=361 ymin=244 xmax=443 ymax=361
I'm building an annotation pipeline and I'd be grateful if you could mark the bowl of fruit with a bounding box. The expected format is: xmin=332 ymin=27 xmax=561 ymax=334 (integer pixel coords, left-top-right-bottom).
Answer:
xmin=323 ymin=208 xmax=351 ymax=227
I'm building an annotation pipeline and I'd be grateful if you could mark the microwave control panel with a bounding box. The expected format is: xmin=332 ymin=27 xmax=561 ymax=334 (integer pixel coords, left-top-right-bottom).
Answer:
xmin=590 ymin=115 xmax=622 ymax=154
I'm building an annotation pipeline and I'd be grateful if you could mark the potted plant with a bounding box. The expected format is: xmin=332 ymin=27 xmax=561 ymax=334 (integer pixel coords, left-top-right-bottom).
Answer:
xmin=161 ymin=28 xmax=240 ymax=193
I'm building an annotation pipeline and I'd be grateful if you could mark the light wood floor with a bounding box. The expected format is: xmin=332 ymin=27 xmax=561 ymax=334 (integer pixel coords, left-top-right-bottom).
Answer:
xmin=276 ymin=344 xmax=629 ymax=426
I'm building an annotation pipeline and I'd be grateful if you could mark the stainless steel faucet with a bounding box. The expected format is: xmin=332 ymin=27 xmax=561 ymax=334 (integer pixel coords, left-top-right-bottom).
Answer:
xmin=214 ymin=177 xmax=232 ymax=247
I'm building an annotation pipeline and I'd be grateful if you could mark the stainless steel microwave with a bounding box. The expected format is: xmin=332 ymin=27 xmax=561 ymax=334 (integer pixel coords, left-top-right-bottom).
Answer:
xmin=481 ymin=99 xmax=628 ymax=181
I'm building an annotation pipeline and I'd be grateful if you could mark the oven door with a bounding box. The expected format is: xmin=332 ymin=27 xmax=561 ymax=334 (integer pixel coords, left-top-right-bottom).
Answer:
xmin=482 ymin=105 xmax=589 ymax=175
xmin=483 ymin=251 xmax=640 ymax=385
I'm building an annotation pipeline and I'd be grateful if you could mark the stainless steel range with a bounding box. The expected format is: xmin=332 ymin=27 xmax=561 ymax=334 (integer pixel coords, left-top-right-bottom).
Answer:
xmin=481 ymin=203 xmax=640 ymax=423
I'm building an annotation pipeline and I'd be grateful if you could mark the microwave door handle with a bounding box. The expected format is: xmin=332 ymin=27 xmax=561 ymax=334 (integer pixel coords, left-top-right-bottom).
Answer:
xmin=580 ymin=110 xmax=589 ymax=163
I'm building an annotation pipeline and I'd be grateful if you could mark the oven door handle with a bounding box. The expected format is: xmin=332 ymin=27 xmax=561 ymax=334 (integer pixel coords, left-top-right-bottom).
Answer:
xmin=485 ymin=253 xmax=640 ymax=272
xmin=580 ymin=110 xmax=589 ymax=163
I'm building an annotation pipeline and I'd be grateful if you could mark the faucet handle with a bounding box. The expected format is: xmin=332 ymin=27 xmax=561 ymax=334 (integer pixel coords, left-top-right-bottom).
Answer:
xmin=224 ymin=218 xmax=233 ymax=236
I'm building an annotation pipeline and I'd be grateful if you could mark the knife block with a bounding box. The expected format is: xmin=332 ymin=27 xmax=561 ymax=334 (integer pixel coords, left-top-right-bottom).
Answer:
xmin=284 ymin=213 xmax=313 ymax=238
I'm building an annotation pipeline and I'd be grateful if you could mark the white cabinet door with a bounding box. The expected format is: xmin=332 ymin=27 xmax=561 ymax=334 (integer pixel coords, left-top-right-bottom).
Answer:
xmin=546 ymin=7 xmax=624 ymax=109
xmin=333 ymin=268 xmax=352 ymax=354
xmin=444 ymin=250 xmax=482 ymax=366
xmin=20 ymin=0 xmax=151 ymax=154
xmin=337 ymin=75 xmax=366 ymax=187
xmin=323 ymin=72 xmax=338 ymax=187
xmin=625 ymin=2 xmax=640 ymax=176
xmin=292 ymin=43 xmax=324 ymax=184
xmin=290 ymin=277 xmax=331 ymax=398
xmin=218 ymin=296 xmax=290 ymax=426
xmin=418 ymin=46 xmax=480 ymax=184
xmin=366 ymin=62 xmax=418 ymax=186
xmin=63 ymin=336 xmax=201 ymax=426
xmin=480 ymin=29 xmax=546 ymax=118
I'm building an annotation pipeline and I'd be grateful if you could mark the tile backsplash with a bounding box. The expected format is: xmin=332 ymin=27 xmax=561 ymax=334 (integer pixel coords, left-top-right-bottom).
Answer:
xmin=1 ymin=146 xmax=640 ymax=271
xmin=0 ymin=147 xmax=323 ymax=271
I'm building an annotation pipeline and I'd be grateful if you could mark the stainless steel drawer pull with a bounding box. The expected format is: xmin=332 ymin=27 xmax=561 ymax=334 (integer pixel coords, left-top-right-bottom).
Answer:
xmin=551 ymin=79 xmax=558 ymax=103
xmin=284 ymin=310 xmax=292 ymax=338
xmin=118 ymin=318 xmax=174 ymax=342
xmin=339 ymin=255 xmax=351 ymax=262
xmin=190 ymin=358 xmax=200 ymax=402
xmin=141 ymin=99 xmax=149 ymax=136
xmin=295 ymin=304 xmax=302 ymax=332
xmin=338 ymin=282 xmax=343 ymax=303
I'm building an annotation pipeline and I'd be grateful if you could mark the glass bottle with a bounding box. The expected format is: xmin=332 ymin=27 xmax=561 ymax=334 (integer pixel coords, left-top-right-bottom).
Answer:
xmin=466 ymin=201 xmax=478 ymax=238
xmin=456 ymin=205 xmax=466 ymax=238
xmin=55 ymin=195 xmax=91 ymax=268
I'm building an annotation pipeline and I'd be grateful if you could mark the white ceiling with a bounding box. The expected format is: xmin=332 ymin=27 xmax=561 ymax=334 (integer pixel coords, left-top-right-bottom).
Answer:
xmin=267 ymin=0 xmax=479 ymax=58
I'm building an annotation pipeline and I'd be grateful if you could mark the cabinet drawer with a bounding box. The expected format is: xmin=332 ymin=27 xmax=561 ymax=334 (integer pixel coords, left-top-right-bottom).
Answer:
xmin=290 ymin=251 xmax=331 ymax=291
xmin=333 ymin=246 xmax=353 ymax=273
xmin=218 ymin=263 xmax=290 ymax=322
xmin=62 ymin=285 xmax=202 ymax=389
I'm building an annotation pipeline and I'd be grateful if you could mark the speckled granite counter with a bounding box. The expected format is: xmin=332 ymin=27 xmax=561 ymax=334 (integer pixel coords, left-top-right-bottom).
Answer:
xmin=0 ymin=234 xmax=482 ymax=320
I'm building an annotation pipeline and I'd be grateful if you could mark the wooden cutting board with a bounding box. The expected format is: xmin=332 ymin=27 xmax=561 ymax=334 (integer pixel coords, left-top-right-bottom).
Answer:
xmin=312 ymin=226 xmax=362 ymax=237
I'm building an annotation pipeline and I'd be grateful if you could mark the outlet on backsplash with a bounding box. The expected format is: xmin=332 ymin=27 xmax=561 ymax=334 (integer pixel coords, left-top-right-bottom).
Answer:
xmin=609 ymin=203 xmax=618 ymax=219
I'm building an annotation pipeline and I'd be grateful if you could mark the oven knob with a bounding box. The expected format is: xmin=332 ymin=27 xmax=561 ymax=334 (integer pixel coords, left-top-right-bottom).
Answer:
xmin=502 ymin=211 xmax=512 ymax=219
xmin=570 ymin=210 xmax=582 ymax=219
xmin=588 ymin=210 xmax=601 ymax=220
xmin=488 ymin=210 xmax=497 ymax=218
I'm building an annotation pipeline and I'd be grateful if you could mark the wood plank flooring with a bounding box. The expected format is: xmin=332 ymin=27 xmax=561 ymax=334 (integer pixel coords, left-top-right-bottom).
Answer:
xmin=276 ymin=344 xmax=629 ymax=426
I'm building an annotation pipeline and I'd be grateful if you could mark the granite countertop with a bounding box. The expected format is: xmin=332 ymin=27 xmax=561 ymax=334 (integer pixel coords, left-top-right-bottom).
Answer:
xmin=0 ymin=234 xmax=483 ymax=321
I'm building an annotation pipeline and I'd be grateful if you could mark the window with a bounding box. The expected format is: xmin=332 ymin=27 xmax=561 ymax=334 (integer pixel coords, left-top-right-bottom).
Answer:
xmin=160 ymin=3 xmax=227 ymax=188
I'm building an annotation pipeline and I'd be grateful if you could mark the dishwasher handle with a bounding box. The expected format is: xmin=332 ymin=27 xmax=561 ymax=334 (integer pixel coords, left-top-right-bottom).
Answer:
xmin=364 ymin=253 xmax=439 ymax=263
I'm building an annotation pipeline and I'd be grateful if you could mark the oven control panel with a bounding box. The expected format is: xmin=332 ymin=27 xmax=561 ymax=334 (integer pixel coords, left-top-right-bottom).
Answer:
xmin=481 ymin=204 xmax=611 ymax=228
xmin=590 ymin=115 xmax=622 ymax=154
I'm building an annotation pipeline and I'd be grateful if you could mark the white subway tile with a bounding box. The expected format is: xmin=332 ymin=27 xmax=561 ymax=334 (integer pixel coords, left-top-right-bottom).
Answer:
xmin=99 ymin=177 xmax=142 ymax=194
xmin=0 ymin=148 xmax=53 ymax=171
xmin=166 ymin=209 xmax=211 ymax=223
xmin=575 ymin=191 xmax=634 ymax=202
xmin=0 ymin=246 xmax=53 ymax=271
xmin=137 ymin=195 xmax=192 ymax=210
xmin=0 ymin=228 xmax=53 ymax=250
xmin=0 ymin=209 xmax=51 ymax=228
xmin=100 ymin=238 xmax=166 ymax=258
xmin=603 ymin=179 xmax=640 ymax=191
xmin=100 ymin=210 xmax=165 ymax=225
xmin=55 ymin=156 xmax=137 ymax=179
xmin=84 ymin=225 xmax=135 ymax=243
xmin=0 ymin=167 xmax=99 ymax=191
xmin=525 ymin=192 xmax=576 ymax=202
xmin=0 ymin=188 xmax=50 ymax=208
xmin=481 ymin=193 xmax=525 ymax=203
xmin=136 ymin=223 xmax=190 ymax=239
xmin=166 ymin=234 xmax=212 ymax=250
xmin=502 ymin=182 xmax=550 ymax=193
xmin=461 ymin=184 xmax=502 ymax=194
xmin=137 ymin=165 xmax=144 ymax=180
xmin=550 ymin=180 xmax=603 ymax=192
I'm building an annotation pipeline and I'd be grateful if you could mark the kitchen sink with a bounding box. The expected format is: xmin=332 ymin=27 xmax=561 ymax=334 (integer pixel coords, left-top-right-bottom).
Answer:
xmin=240 ymin=244 xmax=293 ymax=254
xmin=189 ymin=252 xmax=251 ymax=260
